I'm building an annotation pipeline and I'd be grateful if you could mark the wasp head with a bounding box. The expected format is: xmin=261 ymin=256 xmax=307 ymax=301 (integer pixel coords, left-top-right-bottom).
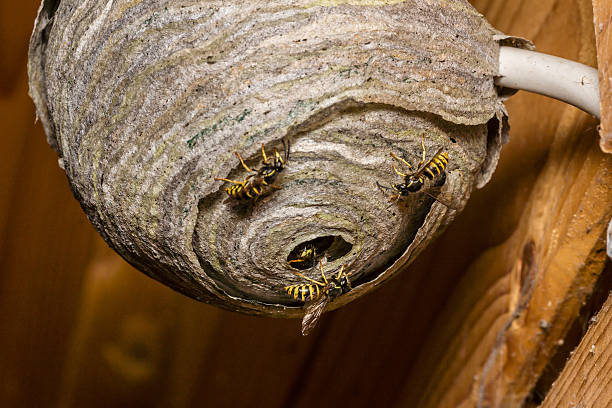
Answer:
xmin=395 ymin=176 xmax=423 ymax=193
xmin=328 ymin=265 xmax=351 ymax=298
xmin=392 ymin=183 xmax=410 ymax=196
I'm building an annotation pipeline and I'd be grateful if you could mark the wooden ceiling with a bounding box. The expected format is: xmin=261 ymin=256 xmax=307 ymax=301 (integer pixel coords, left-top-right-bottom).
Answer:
xmin=1 ymin=1 xmax=610 ymax=407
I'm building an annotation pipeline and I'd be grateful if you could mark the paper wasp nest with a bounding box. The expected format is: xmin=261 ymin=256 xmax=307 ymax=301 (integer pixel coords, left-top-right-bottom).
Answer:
xmin=29 ymin=0 xmax=530 ymax=316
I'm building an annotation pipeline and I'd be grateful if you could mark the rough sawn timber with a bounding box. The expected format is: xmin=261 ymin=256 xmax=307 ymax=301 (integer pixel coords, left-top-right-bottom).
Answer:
xmin=395 ymin=0 xmax=612 ymax=407
xmin=592 ymin=0 xmax=612 ymax=152
xmin=540 ymin=289 xmax=612 ymax=407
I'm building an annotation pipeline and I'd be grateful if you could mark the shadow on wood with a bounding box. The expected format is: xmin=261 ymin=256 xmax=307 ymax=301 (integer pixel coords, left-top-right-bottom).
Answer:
xmin=0 ymin=1 xmax=610 ymax=407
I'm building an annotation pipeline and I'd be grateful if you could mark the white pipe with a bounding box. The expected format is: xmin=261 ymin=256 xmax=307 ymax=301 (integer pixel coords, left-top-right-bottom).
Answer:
xmin=497 ymin=46 xmax=610 ymax=257
xmin=496 ymin=46 xmax=601 ymax=118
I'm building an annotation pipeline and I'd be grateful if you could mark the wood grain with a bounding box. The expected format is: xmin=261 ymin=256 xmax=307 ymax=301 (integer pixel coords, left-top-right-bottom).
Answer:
xmin=28 ymin=0 xmax=507 ymax=314
xmin=592 ymin=0 xmax=612 ymax=152
xmin=54 ymin=241 xmax=326 ymax=408
xmin=2 ymin=1 xmax=609 ymax=407
xmin=396 ymin=0 xmax=611 ymax=407
xmin=541 ymin=289 xmax=612 ymax=407
xmin=0 ymin=3 xmax=99 ymax=406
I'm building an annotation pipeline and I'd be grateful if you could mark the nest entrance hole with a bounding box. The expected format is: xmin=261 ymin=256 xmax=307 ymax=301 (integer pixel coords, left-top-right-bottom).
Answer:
xmin=287 ymin=235 xmax=353 ymax=270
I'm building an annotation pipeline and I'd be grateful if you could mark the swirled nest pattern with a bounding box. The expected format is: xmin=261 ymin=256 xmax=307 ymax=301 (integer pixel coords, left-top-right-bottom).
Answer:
xmin=29 ymin=0 xmax=530 ymax=315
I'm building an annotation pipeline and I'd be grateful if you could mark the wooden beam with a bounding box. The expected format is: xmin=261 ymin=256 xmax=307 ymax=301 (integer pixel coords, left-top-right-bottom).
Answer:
xmin=395 ymin=1 xmax=612 ymax=406
xmin=592 ymin=0 xmax=612 ymax=152
xmin=541 ymin=287 xmax=612 ymax=407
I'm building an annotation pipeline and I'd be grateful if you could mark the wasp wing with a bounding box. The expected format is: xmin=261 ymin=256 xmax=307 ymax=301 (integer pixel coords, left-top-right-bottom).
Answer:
xmin=301 ymin=294 xmax=329 ymax=336
xmin=422 ymin=185 xmax=459 ymax=210
xmin=413 ymin=148 xmax=445 ymax=177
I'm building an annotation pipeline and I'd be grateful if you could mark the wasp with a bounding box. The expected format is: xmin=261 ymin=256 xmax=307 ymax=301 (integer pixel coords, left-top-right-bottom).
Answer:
xmin=215 ymin=140 xmax=289 ymax=201
xmin=285 ymin=260 xmax=352 ymax=336
xmin=257 ymin=139 xmax=289 ymax=184
xmin=379 ymin=135 xmax=456 ymax=209
xmin=287 ymin=243 xmax=317 ymax=269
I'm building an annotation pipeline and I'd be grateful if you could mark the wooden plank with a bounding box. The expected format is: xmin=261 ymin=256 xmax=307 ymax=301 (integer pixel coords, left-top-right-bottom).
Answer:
xmin=0 ymin=70 xmax=98 ymax=408
xmin=541 ymin=287 xmax=612 ymax=407
xmin=592 ymin=0 xmax=612 ymax=152
xmin=184 ymin=312 xmax=320 ymax=408
xmin=56 ymin=241 xmax=320 ymax=408
xmin=277 ymin=246 xmax=470 ymax=408
xmin=0 ymin=3 xmax=101 ymax=407
xmin=56 ymin=241 xmax=225 ymax=408
xmin=393 ymin=0 xmax=612 ymax=406
xmin=4 ymin=1 xmax=609 ymax=407
xmin=0 ymin=1 xmax=38 ymax=95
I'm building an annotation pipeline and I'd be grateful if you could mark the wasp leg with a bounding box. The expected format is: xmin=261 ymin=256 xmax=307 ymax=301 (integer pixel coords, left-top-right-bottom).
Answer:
xmin=318 ymin=260 xmax=329 ymax=285
xmin=421 ymin=190 xmax=459 ymax=211
xmin=416 ymin=134 xmax=426 ymax=168
xmin=282 ymin=138 xmax=290 ymax=162
xmin=390 ymin=152 xmax=413 ymax=170
xmin=215 ymin=177 xmax=245 ymax=185
xmin=268 ymin=184 xmax=283 ymax=190
xmin=260 ymin=143 xmax=269 ymax=164
xmin=292 ymin=270 xmax=325 ymax=286
xmin=391 ymin=163 xmax=409 ymax=177
xmin=235 ymin=151 xmax=254 ymax=172
xmin=375 ymin=182 xmax=401 ymax=203
xmin=334 ymin=264 xmax=346 ymax=280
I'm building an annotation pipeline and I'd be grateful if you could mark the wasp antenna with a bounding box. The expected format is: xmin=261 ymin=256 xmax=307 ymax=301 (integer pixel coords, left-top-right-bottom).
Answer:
xmin=376 ymin=181 xmax=391 ymax=193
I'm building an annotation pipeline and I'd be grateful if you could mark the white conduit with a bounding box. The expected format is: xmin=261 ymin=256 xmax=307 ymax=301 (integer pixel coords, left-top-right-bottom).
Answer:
xmin=496 ymin=46 xmax=601 ymax=118
xmin=497 ymin=46 xmax=610 ymax=257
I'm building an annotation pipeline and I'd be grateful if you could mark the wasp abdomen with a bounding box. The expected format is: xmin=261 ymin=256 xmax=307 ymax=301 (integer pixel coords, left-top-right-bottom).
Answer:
xmin=285 ymin=284 xmax=321 ymax=302
xmin=225 ymin=183 xmax=262 ymax=200
xmin=422 ymin=152 xmax=449 ymax=180
xmin=216 ymin=141 xmax=288 ymax=203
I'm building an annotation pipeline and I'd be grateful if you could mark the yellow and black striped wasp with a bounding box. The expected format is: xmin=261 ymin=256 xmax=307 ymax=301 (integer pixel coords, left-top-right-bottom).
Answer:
xmin=378 ymin=134 xmax=456 ymax=209
xmin=285 ymin=260 xmax=352 ymax=336
xmin=257 ymin=139 xmax=289 ymax=185
xmin=215 ymin=140 xmax=289 ymax=201
xmin=287 ymin=243 xmax=317 ymax=269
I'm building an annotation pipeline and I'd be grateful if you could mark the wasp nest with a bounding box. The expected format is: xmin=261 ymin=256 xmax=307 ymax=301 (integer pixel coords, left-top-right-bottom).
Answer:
xmin=29 ymin=0 xmax=530 ymax=316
